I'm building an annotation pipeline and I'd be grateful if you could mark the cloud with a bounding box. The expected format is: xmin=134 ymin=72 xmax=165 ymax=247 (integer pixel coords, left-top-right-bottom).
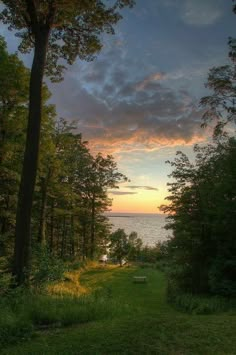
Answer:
xmin=108 ymin=191 xmax=138 ymax=195
xmin=108 ymin=185 xmax=158 ymax=195
xmin=135 ymin=72 xmax=166 ymax=91
xmin=49 ymin=38 xmax=207 ymax=156
xmin=124 ymin=185 xmax=158 ymax=191
xmin=182 ymin=0 xmax=223 ymax=26
xmin=160 ymin=0 xmax=224 ymax=26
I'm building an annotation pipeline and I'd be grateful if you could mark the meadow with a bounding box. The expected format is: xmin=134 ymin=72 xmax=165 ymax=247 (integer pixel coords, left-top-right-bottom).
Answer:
xmin=1 ymin=263 xmax=236 ymax=355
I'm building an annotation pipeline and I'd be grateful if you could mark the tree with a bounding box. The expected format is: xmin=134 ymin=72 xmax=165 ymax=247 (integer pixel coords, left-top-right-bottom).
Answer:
xmin=200 ymin=4 xmax=236 ymax=138
xmin=127 ymin=231 xmax=142 ymax=261
xmin=109 ymin=229 xmax=142 ymax=266
xmin=79 ymin=153 xmax=128 ymax=258
xmin=0 ymin=0 xmax=135 ymax=284
xmin=200 ymin=62 xmax=236 ymax=137
xmin=0 ymin=36 xmax=29 ymax=257
xmin=161 ymin=139 xmax=236 ymax=296
xmin=109 ymin=229 xmax=129 ymax=266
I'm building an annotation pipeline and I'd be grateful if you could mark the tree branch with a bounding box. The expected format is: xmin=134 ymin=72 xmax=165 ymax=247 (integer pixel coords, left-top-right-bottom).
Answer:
xmin=25 ymin=0 xmax=38 ymax=32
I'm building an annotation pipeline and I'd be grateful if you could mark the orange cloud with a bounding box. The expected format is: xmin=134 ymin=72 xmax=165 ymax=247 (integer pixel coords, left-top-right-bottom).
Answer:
xmin=87 ymin=131 xmax=207 ymax=155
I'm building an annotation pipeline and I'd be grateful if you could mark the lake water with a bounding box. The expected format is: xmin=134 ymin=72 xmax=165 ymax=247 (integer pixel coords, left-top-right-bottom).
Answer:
xmin=106 ymin=213 xmax=172 ymax=246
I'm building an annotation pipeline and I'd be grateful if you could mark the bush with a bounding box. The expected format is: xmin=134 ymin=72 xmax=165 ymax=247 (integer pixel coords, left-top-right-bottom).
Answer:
xmin=31 ymin=246 xmax=67 ymax=287
xmin=137 ymin=241 xmax=169 ymax=265
xmin=0 ymin=308 xmax=33 ymax=347
xmin=0 ymin=272 xmax=12 ymax=296
xmin=209 ymin=257 xmax=236 ymax=296
xmin=0 ymin=288 xmax=33 ymax=347
xmin=167 ymin=279 xmax=235 ymax=314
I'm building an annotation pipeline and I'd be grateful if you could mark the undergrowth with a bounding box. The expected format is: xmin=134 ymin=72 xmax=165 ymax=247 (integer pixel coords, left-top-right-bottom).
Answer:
xmin=167 ymin=281 xmax=235 ymax=314
xmin=0 ymin=286 xmax=124 ymax=347
xmin=0 ymin=262 xmax=129 ymax=348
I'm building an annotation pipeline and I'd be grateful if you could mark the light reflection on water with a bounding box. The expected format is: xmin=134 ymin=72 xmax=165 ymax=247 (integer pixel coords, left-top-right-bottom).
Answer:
xmin=106 ymin=213 xmax=172 ymax=246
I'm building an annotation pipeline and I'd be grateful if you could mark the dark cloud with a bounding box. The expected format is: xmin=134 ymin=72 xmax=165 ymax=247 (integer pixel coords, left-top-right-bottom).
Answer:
xmin=48 ymin=35 xmax=206 ymax=154
xmin=124 ymin=185 xmax=159 ymax=191
xmin=108 ymin=191 xmax=138 ymax=195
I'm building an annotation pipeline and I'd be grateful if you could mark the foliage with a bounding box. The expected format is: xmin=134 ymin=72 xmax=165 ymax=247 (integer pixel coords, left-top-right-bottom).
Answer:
xmin=137 ymin=241 xmax=169 ymax=269
xmin=0 ymin=0 xmax=135 ymax=285
xmin=31 ymin=246 xmax=66 ymax=287
xmin=0 ymin=40 xmax=127 ymax=283
xmin=167 ymin=288 xmax=234 ymax=315
xmin=200 ymin=30 xmax=236 ymax=137
xmin=109 ymin=229 xmax=142 ymax=265
xmin=0 ymin=36 xmax=29 ymax=255
xmin=161 ymin=138 xmax=236 ymax=296
xmin=162 ymin=6 xmax=236 ymax=299
xmin=0 ymin=0 xmax=135 ymax=81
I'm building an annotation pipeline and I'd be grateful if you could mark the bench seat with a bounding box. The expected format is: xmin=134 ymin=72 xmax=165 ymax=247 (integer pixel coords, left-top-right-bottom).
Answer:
xmin=133 ymin=276 xmax=147 ymax=283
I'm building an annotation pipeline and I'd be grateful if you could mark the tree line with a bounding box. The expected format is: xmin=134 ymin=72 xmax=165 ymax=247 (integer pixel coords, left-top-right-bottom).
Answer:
xmin=0 ymin=36 xmax=127 ymax=279
xmin=161 ymin=21 xmax=236 ymax=297
xmin=0 ymin=0 xmax=134 ymax=285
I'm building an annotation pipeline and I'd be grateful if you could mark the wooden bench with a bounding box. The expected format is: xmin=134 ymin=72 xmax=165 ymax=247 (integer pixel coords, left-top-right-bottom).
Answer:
xmin=133 ymin=276 xmax=147 ymax=283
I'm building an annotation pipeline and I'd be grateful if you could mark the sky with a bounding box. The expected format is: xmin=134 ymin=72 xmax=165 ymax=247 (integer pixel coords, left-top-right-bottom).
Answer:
xmin=0 ymin=0 xmax=235 ymax=213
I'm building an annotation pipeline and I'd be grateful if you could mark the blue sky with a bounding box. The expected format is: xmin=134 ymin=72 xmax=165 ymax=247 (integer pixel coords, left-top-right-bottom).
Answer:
xmin=1 ymin=0 xmax=235 ymax=212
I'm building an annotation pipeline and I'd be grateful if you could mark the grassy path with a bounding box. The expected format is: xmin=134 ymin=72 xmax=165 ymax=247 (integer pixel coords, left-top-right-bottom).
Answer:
xmin=2 ymin=265 xmax=236 ymax=355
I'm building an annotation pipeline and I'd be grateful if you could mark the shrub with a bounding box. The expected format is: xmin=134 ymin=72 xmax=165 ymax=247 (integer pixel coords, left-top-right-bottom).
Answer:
xmin=0 ymin=272 xmax=12 ymax=296
xmin=31 ymin=246 xmax=67 ymax=287
xmin=167 ymin=278 xmax=235 ymax=314
xmin=209 ymin=257 xmax=236 ymax=296
xmin=0 ymin=309 xmax=33 ymax=347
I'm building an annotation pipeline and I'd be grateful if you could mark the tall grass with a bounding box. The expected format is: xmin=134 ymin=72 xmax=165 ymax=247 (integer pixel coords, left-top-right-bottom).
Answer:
xmin=167 ymin=281 xmax=235 ymax=314
xmin=0 ymin=282 xmax=127 ymax=347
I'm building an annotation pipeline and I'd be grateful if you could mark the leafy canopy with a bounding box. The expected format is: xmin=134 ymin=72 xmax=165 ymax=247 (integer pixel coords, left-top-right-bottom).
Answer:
xmin=0 ymin=0 xmax=134 ymax=81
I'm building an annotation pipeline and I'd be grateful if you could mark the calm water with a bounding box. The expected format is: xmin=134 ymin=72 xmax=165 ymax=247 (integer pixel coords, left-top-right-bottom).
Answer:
xmin=106 ymin=213 xmax=172 ymax=246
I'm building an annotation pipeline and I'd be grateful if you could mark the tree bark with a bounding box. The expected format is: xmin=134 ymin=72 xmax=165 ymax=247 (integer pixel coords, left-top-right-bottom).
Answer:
xmin=90 ymin=195 xmax=96 ymax=259
xmin=13 ymin=30 xmax=49 ymax=285
xmin=38 ymin=168 xmax=51 ymax=246
xmin=61 ymin=216 xmax=67 ymax=258
xmin=49 ymin=199 xmax=55 ymax=253
xmin=70 ymin=215 xmax=75 ymax=256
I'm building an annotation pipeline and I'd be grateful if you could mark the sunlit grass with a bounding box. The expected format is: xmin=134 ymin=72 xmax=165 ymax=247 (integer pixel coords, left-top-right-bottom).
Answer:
xmin=0 ymin=262 xmax=133 ymax=348
xmin=47 ymin=261 xmax=119 ymax=297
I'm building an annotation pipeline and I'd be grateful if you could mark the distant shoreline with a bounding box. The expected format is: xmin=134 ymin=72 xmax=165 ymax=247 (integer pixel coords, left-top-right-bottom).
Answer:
xmin=105 ymin=213 xmax=164 ymax=218
xmin=107 ymin=215 xmax=132 ymax=218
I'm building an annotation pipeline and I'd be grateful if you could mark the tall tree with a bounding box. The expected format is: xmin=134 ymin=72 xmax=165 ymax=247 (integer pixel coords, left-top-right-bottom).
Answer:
xmin=0 ymin=0 xmax=134 ymax=284
xmin=0 ymin=36 xmax=29 ymax=256
xmin=200 ymin=2 xmax=236 ymax=138
xmin=161 ymin=139 xmax=236 ymax=295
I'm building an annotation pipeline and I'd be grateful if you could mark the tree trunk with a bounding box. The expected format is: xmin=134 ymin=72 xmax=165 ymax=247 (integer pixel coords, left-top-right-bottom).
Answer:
xmin=49 ymin=199 xmax=55 ymax=253
xmin=38 ymin=168 xmax=51 ymax=246
xmin=90 ymin=195 xmax=95 ymax=259
xmin=13 ymin=31 xmax=49 ymax=285
xmin=38 ymin=177 xmax=47 ymax=246
xmin=70 ymin=215 xmax=75 ymax=257
xmin=0 ymin=107 xmax=6 ymax=165
xmin=61 ymin=216 xmax=67 ymax=258
xmin=82 ymin=223 xmax=87 ymax=260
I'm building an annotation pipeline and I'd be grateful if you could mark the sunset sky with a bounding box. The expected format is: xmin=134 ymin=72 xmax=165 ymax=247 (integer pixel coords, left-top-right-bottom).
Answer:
xmin=1 ymin=0 xmax=235 ymax=213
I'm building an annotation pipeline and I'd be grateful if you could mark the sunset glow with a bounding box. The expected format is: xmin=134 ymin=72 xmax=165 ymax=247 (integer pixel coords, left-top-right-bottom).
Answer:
xmin=1 ymin=0 xmax=234 ymax=213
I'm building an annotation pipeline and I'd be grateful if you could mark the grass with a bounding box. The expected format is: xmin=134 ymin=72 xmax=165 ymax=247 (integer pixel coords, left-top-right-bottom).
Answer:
xmin=1 ymin=263 xmax=236 ymax=354
xmin=169 ymin=291 xmax=236 ymax=314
